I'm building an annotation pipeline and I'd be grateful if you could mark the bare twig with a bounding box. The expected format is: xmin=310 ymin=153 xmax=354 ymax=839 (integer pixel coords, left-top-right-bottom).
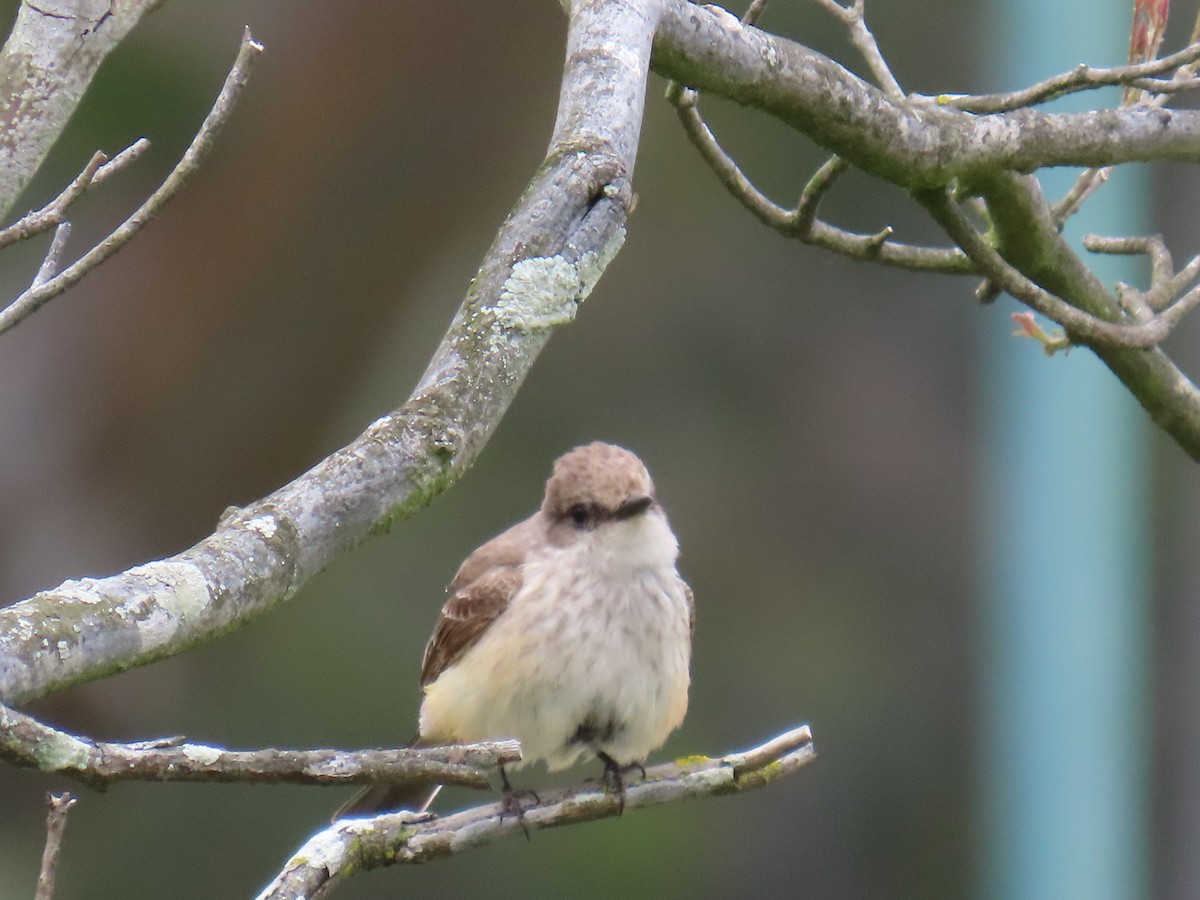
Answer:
xmin=939 ymin=41 xmax=1200 ymax=113
xmin=664 ymin=84 xmax=970 ymax=273
xmin=1053 ymin=167 xmax=1111 ymax=225
xmin=742 ymin=0 xmax=769 ymax=26
xmin=0 ymin=30 xmax=262 ymax=338
xmin=0 ymin=137 xmax=149 ymax=253
xmin=809 ymin=0 xmax=903 ymax=100
xmin=0 ymin=152 xmax=104 ymax=251
xmin=793 ymin=155 xmax=851 ymax=232
xmin=1083 ymin=233 xmax=1200 ymax=319
xmin=30 ymin=224 xmax=71 ymax=289
xmin=257 ymin=724 xmax=816 ymax=900
xmin=918 ymin=189 xmax=1173 ymax=348
xmin=1083 ymin=233 xmax=1173 ymax=286
xmin=0 ymin=701 xmax=519 ymax=790
xmin=91 ymin=138 xmax=151 ymax=186
xmin=34 ymin=792 xmax=76 ymax=900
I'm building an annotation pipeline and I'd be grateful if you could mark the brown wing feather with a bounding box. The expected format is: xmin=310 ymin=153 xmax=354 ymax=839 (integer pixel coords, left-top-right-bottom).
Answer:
xmin=419 ymin=566 xmax=520 ymax=686
xmin=418 ymin=515 xmax=541 ymax=688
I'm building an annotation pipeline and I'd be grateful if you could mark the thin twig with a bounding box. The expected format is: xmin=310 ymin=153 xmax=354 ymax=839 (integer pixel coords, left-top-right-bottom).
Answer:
xmin=91 ymin=137 xmax=150 ymax=185
xmin=939 ymin=41 xmax=1200 ymax=113
xmin=918 ymin=188 xmax=1171 ymax=348
xmin=1083 ymin=233 xmax=1200 ymax=317
xmin=257 ymin=724 xmax=816 ymax=900
xmin=742 ymin=0 xmax=769 ymax=26
xmin=664 ymin=83 xmax=970 ymax=273
xmin=0 ymin=29 xmax=263 ymax=338
xmin=1053 ymin=167 xmax=1110 ymax=225
xmin=34 ymin=792 xmax=76 ymax=900
xmin=0 ymin=701 xmax=520 ymax=790
xmin=30 ymin=224 xmax=71 ymax=289
xmin=809 ymin=0 xmax=903 ymax=100
xmin=0 ymin=138 xmax=148 ymax=254
xmin=0 ymin=152 xmax=105 ymax=252
xmin=1082 ymin=233 xmax=1173 ymax=285
xmin=794 ymin=155 xmax=851 ymax=232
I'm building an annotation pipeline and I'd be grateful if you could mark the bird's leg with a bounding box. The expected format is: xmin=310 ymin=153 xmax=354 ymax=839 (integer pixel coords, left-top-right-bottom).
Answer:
xmin=596 ymin=752 xmax=646 ymax=816
xmin=498 ymin=765 xmax=540 ymax=842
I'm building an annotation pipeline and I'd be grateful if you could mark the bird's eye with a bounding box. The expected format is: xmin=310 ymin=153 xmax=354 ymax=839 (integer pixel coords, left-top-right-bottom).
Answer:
xmin=568 ymin=504 xmax=591 ymax=527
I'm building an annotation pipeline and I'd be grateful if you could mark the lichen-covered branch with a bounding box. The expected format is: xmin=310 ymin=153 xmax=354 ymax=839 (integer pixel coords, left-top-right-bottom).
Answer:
xmin=0 ymin=702 xmax=520 ymax=790
xmin=0 ymin=0 xmax=658 ymax=705
xmin=0 ymin=0 xmax=164 ymax=220
xmin=257 ymin=724 xmax=816 ymax=900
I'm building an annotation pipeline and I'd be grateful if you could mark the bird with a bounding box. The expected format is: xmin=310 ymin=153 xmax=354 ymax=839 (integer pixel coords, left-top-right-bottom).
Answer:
xmin=336 ymin=441 xmax=694 ymax=820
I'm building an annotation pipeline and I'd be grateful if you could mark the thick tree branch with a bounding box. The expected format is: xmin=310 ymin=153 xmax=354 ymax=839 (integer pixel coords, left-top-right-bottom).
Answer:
xmin=0 ymin=0 xmax=163 ymax=220
xmin=0 ymin=702 xmax=520 ymax=790
xmin=0 ymin=0 xmax=657 ymax=705
xmin=651 ymin=0 xmax=1200 ymax=186
xmin=257 ymin=724 xmax=815 ymax=900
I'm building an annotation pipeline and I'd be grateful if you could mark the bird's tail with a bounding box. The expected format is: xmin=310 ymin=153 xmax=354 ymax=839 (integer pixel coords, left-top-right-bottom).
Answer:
xmin=331 ymin=735 xmax=442 ymax=822
xmin=332 ymin=781 xmax=442 ymax=821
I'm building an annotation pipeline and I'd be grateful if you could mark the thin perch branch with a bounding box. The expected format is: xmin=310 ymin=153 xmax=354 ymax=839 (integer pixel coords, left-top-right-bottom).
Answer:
xmin=30 ymin=223 xmax=71 ymax=289
xmin=0 ymin=702 xmax=519 ymax=790
xmin=257 ymin=724 xmax=816 ymax=900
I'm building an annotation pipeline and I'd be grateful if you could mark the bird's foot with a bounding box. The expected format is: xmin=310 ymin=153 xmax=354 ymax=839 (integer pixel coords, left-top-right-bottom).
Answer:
xmin=499 ymin=766 xmax=540 ymax=841
xmin=597 ymin=752 xmax=645 ymax=816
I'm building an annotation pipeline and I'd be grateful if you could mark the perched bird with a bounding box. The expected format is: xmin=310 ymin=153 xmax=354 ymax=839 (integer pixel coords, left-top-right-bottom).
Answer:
xmin=338 ymin=442 xmax=694 ymax=819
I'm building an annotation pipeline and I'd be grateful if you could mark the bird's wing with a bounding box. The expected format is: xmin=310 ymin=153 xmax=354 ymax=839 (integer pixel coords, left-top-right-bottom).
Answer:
xmin=419 ymin=516 xmax=539 ymax=688
xmin=419 ymin=565 xmax=522 ymax=687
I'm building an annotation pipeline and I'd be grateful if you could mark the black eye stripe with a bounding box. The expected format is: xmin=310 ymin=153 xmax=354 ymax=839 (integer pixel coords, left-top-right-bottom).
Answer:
xmin=563 ymin=496 xmax=652 ymax=528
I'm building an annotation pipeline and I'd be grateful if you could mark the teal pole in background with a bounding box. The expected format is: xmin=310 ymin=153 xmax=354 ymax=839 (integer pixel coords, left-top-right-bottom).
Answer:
xmin=978 ymin=4 xmax=1150 ymax=900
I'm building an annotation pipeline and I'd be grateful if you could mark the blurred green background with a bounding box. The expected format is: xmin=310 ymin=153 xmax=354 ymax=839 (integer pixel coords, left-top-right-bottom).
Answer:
xmin=1 ymin=1 xmax=1199 ymax=897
